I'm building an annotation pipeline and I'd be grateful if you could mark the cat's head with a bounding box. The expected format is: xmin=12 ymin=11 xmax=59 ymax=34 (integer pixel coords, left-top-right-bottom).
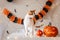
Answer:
xmin=28 ymin=10 xmax=35 ymax=15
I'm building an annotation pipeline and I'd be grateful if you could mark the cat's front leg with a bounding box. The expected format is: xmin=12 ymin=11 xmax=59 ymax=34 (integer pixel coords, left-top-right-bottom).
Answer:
xmin=25 ymin=26 xmax=28 ymax=37
xmin=29 ymin=27 xmax=34 ymax=38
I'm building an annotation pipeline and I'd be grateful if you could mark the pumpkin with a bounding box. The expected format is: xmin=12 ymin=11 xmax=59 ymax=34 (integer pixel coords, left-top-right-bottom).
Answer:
xmin=36 ymin=30 xmax=43 ymax=37
xmin=43 ymin=26 xmax=58 ymax=37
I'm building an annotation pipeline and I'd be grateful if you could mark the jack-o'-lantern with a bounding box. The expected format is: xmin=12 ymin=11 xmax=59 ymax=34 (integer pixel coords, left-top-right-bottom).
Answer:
xmin=43 ymin=26 xmax=58 ymax=37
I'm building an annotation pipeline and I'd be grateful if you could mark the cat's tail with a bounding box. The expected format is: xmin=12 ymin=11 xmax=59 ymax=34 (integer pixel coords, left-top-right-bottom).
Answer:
xmin=3 ymin=8 xmax=24 ymax=25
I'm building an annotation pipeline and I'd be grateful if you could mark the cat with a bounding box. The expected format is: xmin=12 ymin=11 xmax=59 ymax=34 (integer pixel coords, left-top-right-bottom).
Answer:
xmin=24 ymin=10 xmax=36 ymax=37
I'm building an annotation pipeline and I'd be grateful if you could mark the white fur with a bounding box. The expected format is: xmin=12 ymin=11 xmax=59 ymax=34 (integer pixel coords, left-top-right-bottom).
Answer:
xmin=24 ymin=12 xmax=35 ymax=37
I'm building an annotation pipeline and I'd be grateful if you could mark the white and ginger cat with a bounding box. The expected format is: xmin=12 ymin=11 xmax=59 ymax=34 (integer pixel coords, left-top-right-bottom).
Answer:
xmin=24 ymin=10 xmax=35 ymax=37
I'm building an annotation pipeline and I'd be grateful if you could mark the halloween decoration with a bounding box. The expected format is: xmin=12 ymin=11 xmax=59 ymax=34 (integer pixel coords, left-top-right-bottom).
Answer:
xmin=43 ymin=26 xmax=58 ymax=37
xmin=3 ymin=0 xmax=54 ymax=25
xmin=36 ymin=30 xmax=43 ymax=37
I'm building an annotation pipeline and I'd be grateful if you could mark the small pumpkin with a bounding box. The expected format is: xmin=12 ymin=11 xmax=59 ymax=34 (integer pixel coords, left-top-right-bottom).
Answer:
xmin=36 ymin=30 xmax=43 ymax=37
xmin=43 ymin=26 xmax=58 ymax=37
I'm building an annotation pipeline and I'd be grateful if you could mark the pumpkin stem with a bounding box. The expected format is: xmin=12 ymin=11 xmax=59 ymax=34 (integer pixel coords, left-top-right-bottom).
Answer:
xmin=48 ymin=22 xmax=52 ymax=26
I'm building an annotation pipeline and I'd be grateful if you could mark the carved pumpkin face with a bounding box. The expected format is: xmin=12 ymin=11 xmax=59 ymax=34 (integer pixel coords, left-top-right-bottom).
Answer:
xmin=43 ymin=26 xmax=58 ymax=37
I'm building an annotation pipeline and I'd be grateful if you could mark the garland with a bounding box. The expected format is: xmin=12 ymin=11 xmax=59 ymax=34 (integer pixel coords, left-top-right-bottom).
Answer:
xmin=3 ymin=0 xmax=54 ymax=25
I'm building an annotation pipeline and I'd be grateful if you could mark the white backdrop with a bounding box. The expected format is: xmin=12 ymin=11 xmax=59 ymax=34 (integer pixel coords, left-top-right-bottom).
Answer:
xmin=0 ymin=0 xmax=60 ymax=40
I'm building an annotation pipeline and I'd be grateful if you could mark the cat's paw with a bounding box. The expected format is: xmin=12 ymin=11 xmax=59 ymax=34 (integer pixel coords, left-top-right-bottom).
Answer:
xmin=30 ymin=34 xmax=34 ymax=38
xmin=24 ymin=34 xmax=28 ymax=37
